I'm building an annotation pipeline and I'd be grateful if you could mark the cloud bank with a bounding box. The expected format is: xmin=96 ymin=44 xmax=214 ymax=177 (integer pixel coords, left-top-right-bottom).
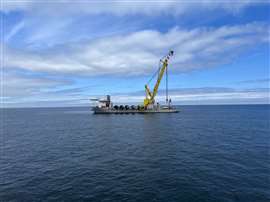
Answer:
xmin=5 ymin=23 xmax=269 ymax=76
xmin=2 ymin=0 xmax=261 ymax=15
xmin=3 ymin=85 xmax=269 ymax=108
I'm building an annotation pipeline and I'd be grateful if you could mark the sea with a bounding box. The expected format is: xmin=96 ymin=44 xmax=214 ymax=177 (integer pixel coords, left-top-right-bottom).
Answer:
xmin=1 ymin=105 xmax=269 ymax=202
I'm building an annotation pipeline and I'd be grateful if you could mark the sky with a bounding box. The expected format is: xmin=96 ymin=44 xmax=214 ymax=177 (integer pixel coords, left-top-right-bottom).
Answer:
xmin=1 ymin=0 xmax=269 ymax=107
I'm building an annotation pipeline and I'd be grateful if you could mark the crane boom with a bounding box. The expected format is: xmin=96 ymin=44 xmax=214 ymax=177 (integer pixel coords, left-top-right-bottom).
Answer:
xmin=143 ymin=50 xmax=174 ymax=108
xmin=145 ymin=85 xmax=152 ymax=98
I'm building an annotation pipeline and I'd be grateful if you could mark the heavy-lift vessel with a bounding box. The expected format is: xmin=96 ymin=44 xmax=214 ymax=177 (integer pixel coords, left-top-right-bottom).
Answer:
xmin=92 ymin=50 xmax=179 ymax=114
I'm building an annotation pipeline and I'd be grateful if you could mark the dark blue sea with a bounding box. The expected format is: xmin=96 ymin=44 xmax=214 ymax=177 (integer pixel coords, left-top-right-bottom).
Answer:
xmin=1 ymin=105 xmax=269 ymax=202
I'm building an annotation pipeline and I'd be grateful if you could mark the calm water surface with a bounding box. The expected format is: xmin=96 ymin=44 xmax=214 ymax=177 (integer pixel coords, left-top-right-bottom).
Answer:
xmin=1 ymin=105 xmax=270 ymax=202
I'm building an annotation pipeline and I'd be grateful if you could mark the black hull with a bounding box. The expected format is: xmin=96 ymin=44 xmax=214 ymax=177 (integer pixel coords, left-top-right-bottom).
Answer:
xmin=93 ymin=107 xmax=179 ymax=114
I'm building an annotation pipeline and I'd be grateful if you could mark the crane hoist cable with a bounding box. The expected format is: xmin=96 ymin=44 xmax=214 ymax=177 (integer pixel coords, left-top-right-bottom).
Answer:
xmin=147 ymin=62 xmax=161 ymax=85
xmin=147 ymin=52 xmax=170 ymax=85
xmin=166 ymin=61 xmax=168 ymax=103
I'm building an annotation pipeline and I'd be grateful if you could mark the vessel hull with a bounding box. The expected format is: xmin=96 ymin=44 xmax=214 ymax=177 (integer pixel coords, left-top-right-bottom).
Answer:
xmin=93 ymin=108 xmax=179 ymax=114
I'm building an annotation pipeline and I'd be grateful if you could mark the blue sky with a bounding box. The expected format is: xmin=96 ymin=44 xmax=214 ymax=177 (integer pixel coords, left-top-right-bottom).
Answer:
xmin=1 ymin=1 xmax=269 ymax=107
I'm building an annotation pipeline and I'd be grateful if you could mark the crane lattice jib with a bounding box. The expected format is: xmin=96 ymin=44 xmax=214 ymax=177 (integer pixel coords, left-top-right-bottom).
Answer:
xmin=143 ymin=50 xmax=174 ymax=108
xmin=145 ymin=85 xmax=152 ymax=98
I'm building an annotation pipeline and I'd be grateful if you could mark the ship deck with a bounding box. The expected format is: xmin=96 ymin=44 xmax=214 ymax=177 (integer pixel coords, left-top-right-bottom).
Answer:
xmin=93 ymin=108 xmax=179 ymax=114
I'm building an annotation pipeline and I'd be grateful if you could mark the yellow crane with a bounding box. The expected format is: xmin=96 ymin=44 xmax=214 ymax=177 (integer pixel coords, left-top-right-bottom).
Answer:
xmin=143 ymin=50 xmax=174 ymax=109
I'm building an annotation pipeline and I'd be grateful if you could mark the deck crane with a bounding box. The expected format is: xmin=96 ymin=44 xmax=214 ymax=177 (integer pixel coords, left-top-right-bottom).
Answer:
xmin=143 ymin=50 xmax=174 ymax=109
xmin=92 ymin=50 xmax=178 ymax=114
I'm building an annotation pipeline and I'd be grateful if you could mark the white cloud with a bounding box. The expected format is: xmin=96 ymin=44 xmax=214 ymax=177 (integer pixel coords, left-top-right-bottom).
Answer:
xmin=2 ymin=71 xmax=72 ymax=98
xmin=1 ymin=0 xmax=264 ymax=15
xmin=110 ymin=87 xmax=270 ymax=105
xmin=4 ymin=21 xmax=25 ymax=42
xmin=2 ymin=0 xmax=33 ymax=12
xmin=25 ymin=17 xmax=74 ymax=46
xmin=1 ymin=71 xmax=86 ymax=108
xmin=3 ymin=1 xmax=268 ymax=52
xmin=3 ymin=83 xmax=269 ymax=107
xmin=4 ymin=23 xmax=269 ymax=76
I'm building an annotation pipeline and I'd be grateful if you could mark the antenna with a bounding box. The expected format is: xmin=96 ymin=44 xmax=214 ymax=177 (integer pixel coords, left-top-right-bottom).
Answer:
xmin=166 ymin=63 xmax=168 ymax=105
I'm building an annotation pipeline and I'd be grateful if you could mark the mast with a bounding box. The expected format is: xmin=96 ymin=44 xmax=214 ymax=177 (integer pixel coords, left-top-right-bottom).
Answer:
xmin=166 ymin=62 xmax=168 ymax=105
